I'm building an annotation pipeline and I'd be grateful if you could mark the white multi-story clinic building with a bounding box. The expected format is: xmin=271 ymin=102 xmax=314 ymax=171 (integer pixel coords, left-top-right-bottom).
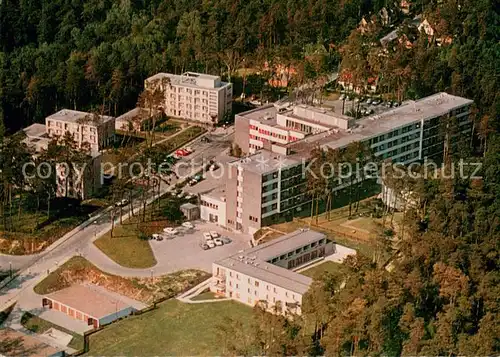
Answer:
xmin=198 ymin=93 xmax=473 ymax=235
xmin=23 ymin=109 xmax=114 ymax=200
xmin=212 ymin=229 xmax=350 ymax=315
xmin=144 ymin=72 xmax=233 ymax=125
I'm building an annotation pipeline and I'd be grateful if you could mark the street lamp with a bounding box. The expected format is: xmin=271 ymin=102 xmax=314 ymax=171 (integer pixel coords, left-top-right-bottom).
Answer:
xmin=9 ymin=261 xmax=12 ymax=279
xmin=93 ymin=221 xmax=97 ymax=237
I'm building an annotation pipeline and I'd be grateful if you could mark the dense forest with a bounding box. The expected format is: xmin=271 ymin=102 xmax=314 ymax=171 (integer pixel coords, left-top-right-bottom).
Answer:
xmin=0 ymin=0 xmax=499 ymax=133
xmin=217 ymin=136 xmax=500 ymax=355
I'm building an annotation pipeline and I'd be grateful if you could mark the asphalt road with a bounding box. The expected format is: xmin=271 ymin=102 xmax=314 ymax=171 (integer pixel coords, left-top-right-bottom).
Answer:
xmin=0 ymin=128 xmax=234 ymax=310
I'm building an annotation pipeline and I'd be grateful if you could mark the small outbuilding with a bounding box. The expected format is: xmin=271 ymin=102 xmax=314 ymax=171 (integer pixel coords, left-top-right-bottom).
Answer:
xmin=42 ymin=284 xmax=144 ymax=329
xmin=180 ymin=202 xmax=200 ymax=221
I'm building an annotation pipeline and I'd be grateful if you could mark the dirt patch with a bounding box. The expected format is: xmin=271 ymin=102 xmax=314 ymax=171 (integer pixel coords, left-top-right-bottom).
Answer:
xmin=34 ymin=257 xmax=210 ymax=304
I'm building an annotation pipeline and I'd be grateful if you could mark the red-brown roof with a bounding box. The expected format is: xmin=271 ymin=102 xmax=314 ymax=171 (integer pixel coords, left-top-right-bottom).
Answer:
xmin=45 ymin=284 xmax=133 ymax=319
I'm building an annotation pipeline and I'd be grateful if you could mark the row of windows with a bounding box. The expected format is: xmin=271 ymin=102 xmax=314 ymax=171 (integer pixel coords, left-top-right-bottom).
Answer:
xmin=262 ymin=203 xmax=278 ymax=214
xmin=227 ymin=276 xmax=297 ymax=301
xmin=249 ymin=215 xmax=259 ymax=223
xmin=269 ymin=239 xmax=326 ymax=263
xmin=201 ymin=201 xmax=218 ymax=210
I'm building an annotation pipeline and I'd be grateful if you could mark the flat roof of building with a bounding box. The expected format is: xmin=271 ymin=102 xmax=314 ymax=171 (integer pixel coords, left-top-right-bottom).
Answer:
xmin=115 ymin=107 xmax=149 ymax=122
xmin=146 ymin=72 xmax=230 ymax=90
xmin=46 ymin=109 xmax=114 ymax=125
xmin=45 ymin=284 xmax=144 ymax=319
xmin=215 ymin=230 xmax=328 ymax=294
xmin=23 ymin=123 xmax=47 ymax=138
xmin=229 ymin=150 xmax=302 ymax=175
xmin=237 ymin=104 xmax=278 ymax=124
xmin=0 ymin=328 xmax=61 ymax=357
xmin=288 ymin=92 xmax=473 ymax=153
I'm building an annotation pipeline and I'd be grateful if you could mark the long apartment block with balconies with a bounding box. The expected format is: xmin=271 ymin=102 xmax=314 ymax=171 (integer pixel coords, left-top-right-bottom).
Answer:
xmin=145 ymin=72 xmax=233 ymax=125
xmin=211 ymin=229 xmax=335 ymax=315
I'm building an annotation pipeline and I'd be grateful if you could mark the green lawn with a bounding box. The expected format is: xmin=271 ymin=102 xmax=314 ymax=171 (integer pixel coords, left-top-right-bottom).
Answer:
xmin=85 ymin=300 xmax=253 ymax=356
xmin=21 ymin=312 xmax=84 ymax=349
xmin=94 ymin=221 xmax=157 ymax=269
xmin=300 ymin=261 xmax=348 ymax=279
xmin=156 ymin=126 xmax=206 ymax=152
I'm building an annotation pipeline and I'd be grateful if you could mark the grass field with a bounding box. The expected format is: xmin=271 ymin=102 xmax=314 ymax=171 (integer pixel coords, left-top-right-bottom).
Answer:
xmin=85 ymin=299 xmax=253 ymax=356
xmin=300 ymin=261 xmax=348 ymax=279
xmin=0 ymin=198 xmax=101 ymax=255
xmin=156 ymin=125 xmax=205 ymax=152
xmin=94 ymin=220 xmax=158 ymax=269
xmin=21 ymin=312 xmax=84 ymax=349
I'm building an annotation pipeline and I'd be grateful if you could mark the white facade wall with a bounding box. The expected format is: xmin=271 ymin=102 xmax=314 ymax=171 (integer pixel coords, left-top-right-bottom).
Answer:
xmin=211 ymin=264 xmax=304 ymax=314
xmin=147 ymin=73 xmax=232 ymax=124
xmin=200 ymin=195 xmax=227 ymax=225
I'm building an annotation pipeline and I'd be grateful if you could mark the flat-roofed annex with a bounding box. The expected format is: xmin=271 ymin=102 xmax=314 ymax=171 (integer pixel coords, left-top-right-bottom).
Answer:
xmin=44 ymin=284 xmax=139 ymax=319
xmin=215 ymin=230 xmax=327 ymax=294
xmin=46 ymin=109 xmax=114 ymax=125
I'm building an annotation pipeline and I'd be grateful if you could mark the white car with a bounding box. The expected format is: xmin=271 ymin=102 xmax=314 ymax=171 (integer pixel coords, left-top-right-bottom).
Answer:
xmin=115 ymin=199 xmax=129 ymax=207
xmin=206 ymin=239 xmax=216 ymax=248
xmin=182 ymin=222 xmax=194 ymax=229
xmin=163 ymin=227 xmax=179 ymax=235
xmin=210 ymin=231 xmax=219 ymax=239
xmin=214 ymin=238 xmax=224 ymax=246
xmin=203 ymin=232 xmax=213 ymax=241
xmin=152 ymin=233 xmax=162 ymax=240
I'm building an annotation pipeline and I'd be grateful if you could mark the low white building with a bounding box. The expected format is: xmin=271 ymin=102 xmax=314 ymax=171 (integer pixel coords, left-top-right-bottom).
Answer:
xmin=211 ymin=229 xmax=341 ymax=315
xmin=200 ymin=186 xmax=227 ymax=225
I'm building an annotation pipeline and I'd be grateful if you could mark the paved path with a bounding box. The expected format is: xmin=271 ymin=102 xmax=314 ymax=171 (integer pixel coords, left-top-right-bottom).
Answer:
xmin=0 ymin=129 xmax=235 ymax=343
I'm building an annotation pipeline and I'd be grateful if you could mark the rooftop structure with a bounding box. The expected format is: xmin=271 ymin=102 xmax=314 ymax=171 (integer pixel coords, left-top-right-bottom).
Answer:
xmin=229 ymin=150 xmax=302 ymax=175
xmin=146 ymin=72 xmax=225 ymax=89
xmin=145 ymin=71 xmax=232 ymax=124
xmin=46 ymin=109 xmax=114 ymax=125
xmin=289 ymin=92 xmax=474 ymax=153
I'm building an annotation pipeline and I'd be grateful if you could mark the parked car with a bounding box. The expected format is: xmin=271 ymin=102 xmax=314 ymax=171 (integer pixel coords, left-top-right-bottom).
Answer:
xmin=201 ymin=136 xmax=211 ymax=143
xmin=339 ymin=93 xmax=346 ymax=100
xmin=210 ymin=231 xmax=219 ymax=239
xmin=200 ymin=243 xmax=210 ymax=250
xmin=203 ymin=232 xmax=213 ymax=241
xmin=115 ymin=198 xmax=129 ymax=207
xmin=182 ymin=222 xmax=194 ymax=229
xmin=185 ymin=194 xmax=194 ymax=200
xmin=163 ymin=227 xmax=179 ymax=235
xmin=206 ymin=239 xmax=216 ymax=248
xmin=214 ymin=238 xmax=224 ymax=246
xmin=177 ymin=192 xmax=185 ymax=198
xmin=366 ymin=97 xmax=373 ymax=104
xmin=152 ymin=234 xmax=163 ymax=241
xmin=393 ymin=101 xmax=400 ymax=107
xmin=175 ymin=149 xmax=190 ymax=157
xmin=371 ymin=99 xmax=382 ymax=105
xmin=221 ymin=237 xmax=232 ymax=244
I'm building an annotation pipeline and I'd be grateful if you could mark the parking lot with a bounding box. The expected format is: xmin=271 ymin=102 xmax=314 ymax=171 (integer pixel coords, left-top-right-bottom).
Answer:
xmin=148 ymin=221 xmax=251 ymax=273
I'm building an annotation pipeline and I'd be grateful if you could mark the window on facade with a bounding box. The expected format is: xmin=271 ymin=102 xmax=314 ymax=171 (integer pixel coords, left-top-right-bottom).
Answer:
xmin=255 ymin=281 xmax=259 ymax=287
xmin=273 ymin=287 xmax=277 ymax=293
